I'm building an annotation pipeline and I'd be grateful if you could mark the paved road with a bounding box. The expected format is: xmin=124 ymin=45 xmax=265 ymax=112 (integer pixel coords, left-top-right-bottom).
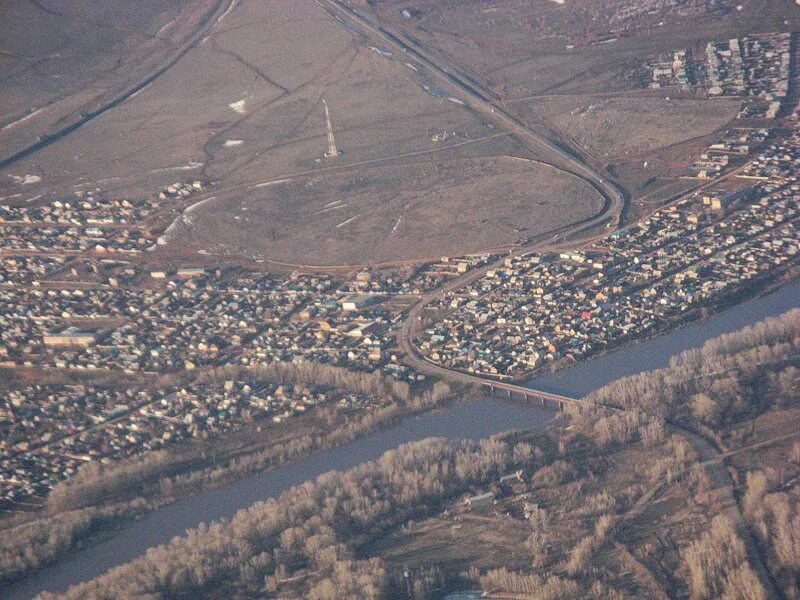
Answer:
xmin=310 ymin=9 xmax=780 ymax=594
xmin=0 ymin=0 xmax=235 ymax=170
xmin=314 ymin=0 xmax=628 ymax=388
xmin=395 ymin=263 xmax=781 ymax=600
xmin=315 ymin=0 xmax=626 ymax=231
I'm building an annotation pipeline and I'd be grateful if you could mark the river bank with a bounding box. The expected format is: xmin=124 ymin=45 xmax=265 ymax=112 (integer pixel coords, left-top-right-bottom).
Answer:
xmin=6 ymin=280 xmax=800 ymax=599
xmin=527 ymin=278 xmax=800 ymax=397
xmin=4 ymin=399 xmax=555 ymax=600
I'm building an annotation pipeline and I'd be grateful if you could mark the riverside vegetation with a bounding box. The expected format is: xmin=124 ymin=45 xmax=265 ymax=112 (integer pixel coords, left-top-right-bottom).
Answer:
xmin=7 ymin=310 xmax=799 ymax=598
xmin=0 ymin=362 xmax=460 ymax=587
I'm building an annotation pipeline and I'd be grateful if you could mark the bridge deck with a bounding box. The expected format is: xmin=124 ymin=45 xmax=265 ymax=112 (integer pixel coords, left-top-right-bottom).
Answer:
xmin=482 ymin=381 xmax=581 ymax=406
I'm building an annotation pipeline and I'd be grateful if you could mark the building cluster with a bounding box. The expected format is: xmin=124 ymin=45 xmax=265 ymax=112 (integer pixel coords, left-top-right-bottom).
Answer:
xmin=0 ymin=246 xmax=490 ymax=506
xmin=685 ymin=128 xmax=769 ymax=178
xmin=0 ymin=181 xmax=204 ymax=256
xmin=0 ymin=255 xmax=67 ymax=284
xmin=415 ymin=131 xmax=800 ymax=378
xmin=0 ymin=250 xmax=488 ymax=383
xmin=1 ymin=194 xmax=157 ymax=226
xmin=0 ymin=224 xmax=149 ymax=253
xmin=0 ymin=379 xmax=379 ymax=505
xmin=0 ymin=255 xmax=473 ymax=505
xmin=639 ymin=32 xmax=794 ymax=119
xmin=645 ymin=49 xmax=694 ymax=90
xmin=706 ymin=33 xmax=792 ymax=118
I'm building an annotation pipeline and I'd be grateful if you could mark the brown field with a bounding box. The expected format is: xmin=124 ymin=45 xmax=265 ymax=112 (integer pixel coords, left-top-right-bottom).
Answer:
xmin=1 ymin=0 xmax=602 ymax=266
xmin=370 ymin=0 xmax=799 ymax=97
xmin=168 ymin=156 xmax=604 ymax=266
xmin=511 ymin=96 xmax=742 ymax=161
xmin=0 ymin=0 xmax=217 ymax=160
xmin=368 ymin=0 xmax=799 ymax=208
xmin=1 ymin=0 xmax=797 ymax=264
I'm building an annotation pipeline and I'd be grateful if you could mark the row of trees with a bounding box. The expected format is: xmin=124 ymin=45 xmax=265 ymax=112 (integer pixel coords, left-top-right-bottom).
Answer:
xmin=9 ymin=362 xmax=458 ymax=588
xmin=0 ymin=499 xmax=148 ymax=587
xmin=684 ymin=514 xmax=766 ymax=600
xmin=743 ymin=470 xmax=800 ymax=597
xmin=586 ymin=309 xmax=800 ymax=430
xmin=45 ymin=362 xmax=456 ymax=514
xmin=45 ymin=436 xmax=534 ymax=599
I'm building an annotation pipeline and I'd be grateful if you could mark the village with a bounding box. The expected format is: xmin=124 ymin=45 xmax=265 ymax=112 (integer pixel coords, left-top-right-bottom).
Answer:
xmin=641 ymin=31 xmax=792 ymax=119
xmin=0 ymin=379 xmax=381 ymax=505
xmin=2 ymin=125 xmax=799 ymax=505
xmin=0 ymin=244 xmax=499 ymax=506
xmin=414 ymin=129 xmax=800 ymax=378
xmin=0 ymin=26 xmax=798 ymax=515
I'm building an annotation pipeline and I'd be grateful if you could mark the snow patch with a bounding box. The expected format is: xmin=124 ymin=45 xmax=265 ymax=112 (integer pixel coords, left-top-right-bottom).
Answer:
xmin=148 ymin=161 xmax=203 ymax=174
xmin=253 ymin=179 xmax=291 ymax=188
xmin=2 ymin=108 xmax=43 ymax=131
xmin=8 ymin=174 xmax=41 ymax=185
xmin=152 ymin=196 xmax=216 ymax=249
xmin=223 ymin=139 xmax=244 ymax=148
xmin=336 ymin=213 xmax=362 ymax=228
xmin=229 ymin=99 xmax=247 ymax=114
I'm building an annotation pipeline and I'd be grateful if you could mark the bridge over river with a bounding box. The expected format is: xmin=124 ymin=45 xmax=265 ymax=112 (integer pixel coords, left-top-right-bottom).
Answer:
xmin=483 ymin=380 xmax=581 ymax=410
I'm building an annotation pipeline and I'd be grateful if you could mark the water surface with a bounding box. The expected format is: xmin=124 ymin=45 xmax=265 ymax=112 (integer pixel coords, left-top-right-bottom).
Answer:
xmin=6 ymin=399 xmax=554 ymax=600
xmin=8 ymin=281 xmax=800 ymax=599
xmin=527 ymin=281 xmax=800 ymax=397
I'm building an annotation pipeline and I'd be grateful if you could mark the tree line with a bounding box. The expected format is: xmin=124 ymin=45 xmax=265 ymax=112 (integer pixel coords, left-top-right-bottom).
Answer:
xmin=585 ymin=309 xmax=800 ymax=432
xmin=7 ymin=361 xmax=459 ymax=587
xmin=44 ymin=436 xmax=535 ymax=599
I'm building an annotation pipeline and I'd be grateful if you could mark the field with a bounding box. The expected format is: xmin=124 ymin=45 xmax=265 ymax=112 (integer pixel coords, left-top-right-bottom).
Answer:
xmin=368 ymin=0 xmax=800 ymax=209
xmin=511 ymin=96 xmax=742 ymax=161
xmin=0 ymin=0 xmax=218 ymax=161
xmin=1 ymin=0 xmax=798 ymax=262
xmin=1 ymin=0 xmax=600 ymax=266
xmin=168 ymin=156 xmax=604 ymax=266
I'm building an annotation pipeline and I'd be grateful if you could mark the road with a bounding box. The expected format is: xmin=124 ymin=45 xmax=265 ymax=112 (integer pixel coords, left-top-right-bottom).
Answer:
xmin=0 ymin=0 xmax=236 ymax=170
xmin=314 ymin=0 xmax=626 ymax=232
xmin=395 ymin=256 xmax=781 ymax=599
xmin=314 ymin=0 xmax=629 ymax=392
xmin=682 ymin=430 xmax=782 ymax=600
xmin=327 ymin=10 xmax=784 ymax=583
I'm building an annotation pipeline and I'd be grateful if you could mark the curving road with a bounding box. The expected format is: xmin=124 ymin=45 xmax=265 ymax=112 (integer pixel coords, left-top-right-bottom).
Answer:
xmin=309 ymin=0 xmax=628 ymax=391
xmin=321 ymin=0 xmax=629 ymax=378
xmin=326 ymin=9 xmax=781 ymax=587
xmin=394 ymin=241 xmax=781 ymax=600
xmin=315 ymin=0 xmax=626 ymax=232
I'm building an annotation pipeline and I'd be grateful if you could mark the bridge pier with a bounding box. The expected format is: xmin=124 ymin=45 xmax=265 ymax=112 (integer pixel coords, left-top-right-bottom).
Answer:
xmin=481 ymin=381 xmax=580 ymax=413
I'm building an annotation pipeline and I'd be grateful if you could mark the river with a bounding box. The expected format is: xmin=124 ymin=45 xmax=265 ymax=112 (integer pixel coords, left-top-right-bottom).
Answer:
xmin=527 ymin=280 xmax=800 ymax=398
xmin=6 ymin=280 xmax=799 ymax=599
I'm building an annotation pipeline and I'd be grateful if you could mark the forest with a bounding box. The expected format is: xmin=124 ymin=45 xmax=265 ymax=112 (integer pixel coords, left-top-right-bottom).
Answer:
xmin=585 ymin=308 xmax=800 ymax=429
xmin=12 ymin=311 xmax=800 ymax=599
xmin=43 ymin=436 xmax=535 ymax=599
xmin=0 ymin=362 xmax=459 ymax=588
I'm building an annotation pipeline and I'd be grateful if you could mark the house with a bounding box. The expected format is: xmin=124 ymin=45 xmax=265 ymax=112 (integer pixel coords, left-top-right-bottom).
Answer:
xmin=339 ymin=294 xmax=382 ymax=311
xmin=464 ymin=492 xmax=495 ymax=510
xmin=43 ymin=327 xmax=96 ymax=348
